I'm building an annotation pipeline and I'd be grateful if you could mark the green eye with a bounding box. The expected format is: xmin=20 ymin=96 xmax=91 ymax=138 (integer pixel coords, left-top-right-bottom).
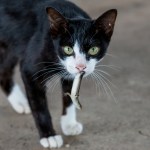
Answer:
xmin=88 ymin=47 xmax=100 ymax=56
xmin=63 ymin=46 xmax=74 ymax=55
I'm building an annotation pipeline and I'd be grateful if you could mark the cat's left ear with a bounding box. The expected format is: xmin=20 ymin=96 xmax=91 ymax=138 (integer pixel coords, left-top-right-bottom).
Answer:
xmin=94 ymin=9 xmax=117 ymax=40
xmin=46 ymin=7 xmax=68 ymax=38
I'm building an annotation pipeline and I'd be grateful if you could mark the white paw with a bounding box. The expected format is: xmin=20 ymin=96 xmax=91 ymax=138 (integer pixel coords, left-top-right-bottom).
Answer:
xmin=7 ymin=84 xmax=31 ymax=114
xmin=61 ymin=121 xmax=83 ymax=136
xmin=40 ymin=135 xmax=63 ymax=148
xmin=61 ymin=104 xmax=83 ymax=136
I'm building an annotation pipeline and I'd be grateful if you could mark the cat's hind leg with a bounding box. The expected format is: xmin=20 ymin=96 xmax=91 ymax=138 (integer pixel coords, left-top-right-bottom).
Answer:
xmin=60 ymin=78 xmax=83 ymax=136
xmin=0 ymin=46 xmax=30 ymax=114
xmin=0 ymin=67 xmax=31 ymax=114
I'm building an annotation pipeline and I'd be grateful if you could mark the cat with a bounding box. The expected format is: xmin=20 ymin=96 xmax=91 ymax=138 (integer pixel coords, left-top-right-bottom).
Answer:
xmin=0 ymin=0 xmax=117 ymax=148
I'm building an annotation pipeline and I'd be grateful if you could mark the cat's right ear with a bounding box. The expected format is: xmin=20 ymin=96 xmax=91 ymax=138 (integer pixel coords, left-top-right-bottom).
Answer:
xmin=94 ymin=9 xmax=117 ymax=41
xmin=46 ymin=7 xmax=68 ymax=38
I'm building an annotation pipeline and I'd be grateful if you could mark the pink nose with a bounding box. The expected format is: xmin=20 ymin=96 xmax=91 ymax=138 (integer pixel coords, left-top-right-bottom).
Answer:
xmin=76 ymin=64 xmax=86 ymax=72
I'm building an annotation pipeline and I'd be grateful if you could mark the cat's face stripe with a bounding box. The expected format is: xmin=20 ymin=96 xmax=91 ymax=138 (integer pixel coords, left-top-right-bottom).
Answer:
xmin=73 ymin=41 xmax=87 ymax=71
xmin=73 ymin=41 xmax=82 ymax=57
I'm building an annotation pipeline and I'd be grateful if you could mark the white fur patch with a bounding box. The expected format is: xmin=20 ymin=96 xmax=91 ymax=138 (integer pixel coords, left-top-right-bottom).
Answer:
xmin=40 ymin=135 xmax=63 ymax=148
xmin=85 ymin=59 xmax=97 ymax=76
xmin=73 ymin=41 xmax=84 ymax=58
xmin=7 ymin=84 xmax=31 ymax=114
xmin=61 ymin=104 xmax=83 ymax=135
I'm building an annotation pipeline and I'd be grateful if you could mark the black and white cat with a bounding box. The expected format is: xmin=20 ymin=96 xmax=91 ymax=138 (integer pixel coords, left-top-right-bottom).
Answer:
xmin=0 ymin=0 xmax=117 ymax=148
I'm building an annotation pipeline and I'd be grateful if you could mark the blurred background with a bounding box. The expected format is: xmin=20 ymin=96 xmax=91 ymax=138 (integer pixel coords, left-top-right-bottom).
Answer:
xmin=0 ymin=0 xmax=150 ymax=150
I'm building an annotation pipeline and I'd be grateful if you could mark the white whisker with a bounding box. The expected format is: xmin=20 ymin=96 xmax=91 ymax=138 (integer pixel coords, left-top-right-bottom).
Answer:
xmin=95 ymin=71 xmax=117 ymax=89
xmin=95 ymin=69 xmax=111 ymax=77
xmin=32 ymin=66 xmax=63 ymax=77
xmin=90 ymin=73 xmax=101 ymax=96
xmin=96 ymin=64 xmax=121 ymax=71
xmin=92 ymin=72 xmax=105 ymax=96
xmin=94 ymin=72 xmax=110 ymax=99
xmin=41 ymin=70 xmax=65 ymax=85
xmin=95 ymin=72 xmax=118 ymax=104
xmin=105 ymin=53 xmax=118 ymax=58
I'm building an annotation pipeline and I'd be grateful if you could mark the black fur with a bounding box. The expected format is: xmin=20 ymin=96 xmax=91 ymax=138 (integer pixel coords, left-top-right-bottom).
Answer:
xmin=0 ymin=0 xmax=117 ymax=143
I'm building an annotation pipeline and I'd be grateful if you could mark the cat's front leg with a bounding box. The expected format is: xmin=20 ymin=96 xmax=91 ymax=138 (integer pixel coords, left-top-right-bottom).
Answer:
xmin=21 ymin=68 xmax=63 ymax=148
xmin=61 ymin=78 xmax=83 ymax=136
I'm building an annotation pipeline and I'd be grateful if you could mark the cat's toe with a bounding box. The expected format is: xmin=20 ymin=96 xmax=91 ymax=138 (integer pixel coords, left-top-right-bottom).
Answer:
xmin=23 ymin=104 xmax=31 ymax=114
xmin=10 ymin=102 xmax=31 ymax=114
xmin=61 ymin=122 xmax=83 ymax=136
xmin=11 ymin=103 xmax=25 ymax=114
xmin=40 ymin=135 xmax=63 ymax=148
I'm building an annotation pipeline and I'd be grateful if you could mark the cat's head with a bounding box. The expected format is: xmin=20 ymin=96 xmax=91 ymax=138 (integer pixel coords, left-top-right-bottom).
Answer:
xmin=46 ymin=7 xmax=117 ymax=77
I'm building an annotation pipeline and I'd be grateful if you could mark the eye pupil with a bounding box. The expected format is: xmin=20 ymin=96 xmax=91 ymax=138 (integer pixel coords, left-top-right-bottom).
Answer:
xmin=88 ymin=47 xmax=100 ymax=56
xmin=63 ymin=46 xmax=73 ymax=55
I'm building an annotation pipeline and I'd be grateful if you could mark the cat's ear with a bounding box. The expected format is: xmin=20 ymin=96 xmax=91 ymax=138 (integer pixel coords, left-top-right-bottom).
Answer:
xmin=46 ymin=7 xmax=68 ymax=38
xmin=94 ymin=9 xmax=117 ymax=40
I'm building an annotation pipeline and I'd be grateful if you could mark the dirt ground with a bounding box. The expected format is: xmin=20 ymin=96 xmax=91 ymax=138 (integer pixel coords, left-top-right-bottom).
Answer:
xmin=0 ymin=0 xmax=150 ymax=150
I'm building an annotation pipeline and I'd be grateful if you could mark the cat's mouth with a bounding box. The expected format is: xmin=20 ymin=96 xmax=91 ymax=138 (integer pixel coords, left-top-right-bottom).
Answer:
xmin=66 ymin=66 xmax=93 ymax=78
xmin=67 ymin=70 xmax=89 ymax=78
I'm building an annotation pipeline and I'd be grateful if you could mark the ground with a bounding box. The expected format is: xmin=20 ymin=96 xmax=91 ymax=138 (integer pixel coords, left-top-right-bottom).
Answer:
xmin=0 ymin=0 xmax=150 ymax=149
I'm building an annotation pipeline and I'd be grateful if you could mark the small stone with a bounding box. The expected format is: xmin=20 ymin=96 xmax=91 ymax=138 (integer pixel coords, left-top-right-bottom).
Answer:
xmin=65 ymin=144 xmax=70 ymax=148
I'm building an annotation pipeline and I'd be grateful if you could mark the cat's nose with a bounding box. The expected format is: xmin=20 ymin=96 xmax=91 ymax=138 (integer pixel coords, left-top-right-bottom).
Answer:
xmin=76 ymin=64 xmax=86 ymax=72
